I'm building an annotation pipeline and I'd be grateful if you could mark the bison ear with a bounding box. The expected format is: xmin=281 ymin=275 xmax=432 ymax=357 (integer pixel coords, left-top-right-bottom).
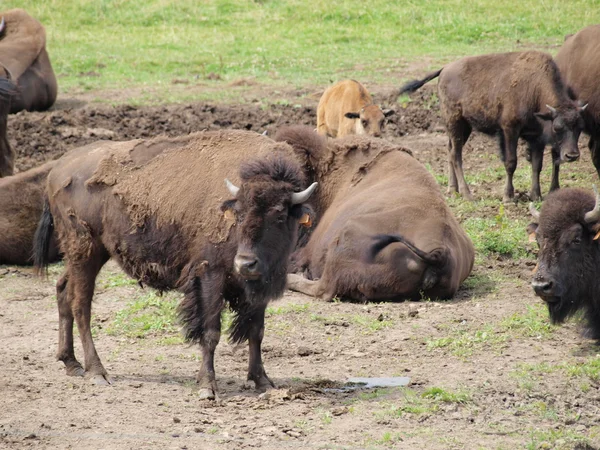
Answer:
xmin=220 ymin=199 xmax=237 ymax=218
xmin=383 ymin=109 xmax=395 ymax=117
xmin=526 ymin=223 xmax=538 ymax=243
xmin=291 ymin=204 xmax=315 ymax=227
xmin=534 ymin=111 xmax=553 ymax=122
xmin=345 ymin=112 xmax=360 ymax=119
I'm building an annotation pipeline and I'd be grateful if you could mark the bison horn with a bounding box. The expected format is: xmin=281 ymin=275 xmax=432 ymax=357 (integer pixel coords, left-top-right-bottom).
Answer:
xmin=224 ymin=178 xmax=240 ymax=197
xmin=545 ymin=105 xmax=557 ymax=117
xmin=0 ymin=17 xmax=5 ymax=35
xmin=529 ymin=202 xmax=540 ymax=221
xmin=584 ymin=185 xmax=600 ymax=223
xmin=291 ymin=182 xmax=318 ymax=205
xmin=580 ymin=103 xmax=588 ymax=112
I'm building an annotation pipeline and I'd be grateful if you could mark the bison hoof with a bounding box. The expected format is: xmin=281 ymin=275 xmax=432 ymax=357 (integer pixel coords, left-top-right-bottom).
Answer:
xmin=197 ymin=387 xmax=216 ymax=400
xmin=66 ymin=365 xmax=85 ymax=377
xmin=251 ymin=374 xmax=275 ymax=393
xmin=89 ymin=374 xmax=114 ymax=386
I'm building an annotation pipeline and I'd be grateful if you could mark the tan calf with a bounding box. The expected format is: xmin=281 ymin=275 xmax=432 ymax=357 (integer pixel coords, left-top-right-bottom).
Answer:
xmin=316 ymin=79 xmax=393 ymax=138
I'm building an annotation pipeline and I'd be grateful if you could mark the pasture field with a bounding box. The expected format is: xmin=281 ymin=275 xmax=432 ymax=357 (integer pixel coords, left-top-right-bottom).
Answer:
xmin=2 ymin=1 xmax=600 ymax=449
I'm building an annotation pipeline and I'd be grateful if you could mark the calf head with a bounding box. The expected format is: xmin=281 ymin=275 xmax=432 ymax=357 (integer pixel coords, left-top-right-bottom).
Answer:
xmin=222 ymin=153 xmax=317 ymax=300
xmin=345 ymin=105 xmax=394 ymax=137
xmin=535 ymin=103 xmax=586 ymax=163
xmin=528 ymin=188 xmax=600 ymax=337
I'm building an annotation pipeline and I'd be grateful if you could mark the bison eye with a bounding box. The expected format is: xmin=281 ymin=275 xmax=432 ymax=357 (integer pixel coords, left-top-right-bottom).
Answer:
xmin=572 ymin=236 xmax=582 ymax=246
xmin=362 ymin=120 xmax=368 ymax=127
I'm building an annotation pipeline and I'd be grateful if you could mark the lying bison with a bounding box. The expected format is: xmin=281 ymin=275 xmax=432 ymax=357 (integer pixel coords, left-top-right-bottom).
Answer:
xmin=529 ymin=187 xmax=600 ymax=339
xmin=0 ymin=9 xmax=57 ymax=113
xmin=0 ymin=77 xmax=16 ymax=176
xmin=400 ymin=51 xmax=585 ymax=202
xmin=317 ymin=79 xmax=394 ymax=138
xmin=555 ymin=25 xmax=600 ymax=183
xmin=0 ymin=160 xmax=60 ymax=264
xmin=34 ymin=131 xmax=317 ymax=399
xmin=279 ymin=126 xmax=474 ymax=301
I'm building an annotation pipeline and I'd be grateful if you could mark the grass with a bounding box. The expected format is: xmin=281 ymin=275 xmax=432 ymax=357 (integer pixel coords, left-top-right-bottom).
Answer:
xmin=427 ymin=303 xmax=554 ymax=357
xmin=5 ymin=0 xmax=600 ymax=104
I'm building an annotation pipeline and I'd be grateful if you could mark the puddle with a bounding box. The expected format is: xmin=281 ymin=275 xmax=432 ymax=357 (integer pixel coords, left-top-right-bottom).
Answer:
xmin=323 ymin=376 xmax=410 ymax=393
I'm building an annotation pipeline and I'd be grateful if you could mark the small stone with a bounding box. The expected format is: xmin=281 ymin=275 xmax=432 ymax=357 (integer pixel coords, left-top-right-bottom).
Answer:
xmin=173 ymin=417 xmax=181 ymax=424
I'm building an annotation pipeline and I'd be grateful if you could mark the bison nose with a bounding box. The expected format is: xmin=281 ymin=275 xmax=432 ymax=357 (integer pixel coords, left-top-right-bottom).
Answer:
xmin=531 ymin=279 xmax=554 ymax=296
xmin=564 ymin=151 xmax=580 ymax=162
xmin=234 ymin=253 xmax=261 ymax=280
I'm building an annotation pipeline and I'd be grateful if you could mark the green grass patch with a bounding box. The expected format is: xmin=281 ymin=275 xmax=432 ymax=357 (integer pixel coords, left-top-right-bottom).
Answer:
xmin=106 ymin=291 xmax=180 ymax=338
xmin=421 ymin=386 xmax=471 ymax=404
xmin=5 ymin=0 xmax=600 ymax=104
xmin=526 ymin=428 xmax=590 ymax=450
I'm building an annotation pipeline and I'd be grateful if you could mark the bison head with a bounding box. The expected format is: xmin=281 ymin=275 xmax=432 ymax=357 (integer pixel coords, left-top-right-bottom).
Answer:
xmin=345 ymin=105 xmax=394 ymax=138
xmin=535 ymin=103 xmax=586 ymax=163
xmin=528 ymin=187 xmax=600 ymax=338
xmin=221 ymin=153 xmax=317 ymax=300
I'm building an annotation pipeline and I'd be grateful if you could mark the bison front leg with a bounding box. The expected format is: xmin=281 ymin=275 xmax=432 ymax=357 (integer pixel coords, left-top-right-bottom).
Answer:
xmin=550 ymin=145 xmax=561 ymax=192
xmin=529 ymin=140 xmax=545 ymax=201
xmin=589 ymin=133 xmax=600 ymax=183
xmin=246 ymin=306 xmax=274 ymax=393
xmin=197 ymin=325 xmax=221 ymax=400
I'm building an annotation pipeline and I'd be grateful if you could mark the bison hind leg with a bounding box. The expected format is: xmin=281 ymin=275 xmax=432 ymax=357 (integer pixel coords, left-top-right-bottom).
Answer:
xmin=287 ymin=273 xmax=334 ymax=301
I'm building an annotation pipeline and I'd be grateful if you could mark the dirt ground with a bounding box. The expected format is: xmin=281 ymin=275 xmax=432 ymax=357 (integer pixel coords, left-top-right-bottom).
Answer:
xmin=2 ymin=84 xmax=600 ymax=450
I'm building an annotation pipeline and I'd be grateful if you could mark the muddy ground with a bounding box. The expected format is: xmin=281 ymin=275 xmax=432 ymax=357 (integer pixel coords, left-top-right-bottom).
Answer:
xmin=2 ymin=85 xmax=600 ymax=450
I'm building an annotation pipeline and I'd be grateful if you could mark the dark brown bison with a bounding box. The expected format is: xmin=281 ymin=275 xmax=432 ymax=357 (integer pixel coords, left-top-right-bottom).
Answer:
xmin=0 ymin=159 xmax=60 ymax=264
xmin=0 ymin=77 xmax=17 ymax=177
xmin=277 ymin=126 xmax=474 ymax=302
xmin=528 ymin=187 xmax=600 ymax=339
xmin=399 ymin=51 xmax=585 ymax=202
xmin=555 ymin=25 xmax=600 ymax=183
xmin=317 ymin=79 xmax=394 ymax=138
xmin=34 ymin=131 xmax=317 ymax=399
xmin=0 ymin=9 xmax=57 ymax=113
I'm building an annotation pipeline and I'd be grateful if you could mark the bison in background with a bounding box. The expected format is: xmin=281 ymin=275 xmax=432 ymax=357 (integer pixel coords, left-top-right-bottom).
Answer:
xmin=0 ymin=77 xmax=16 ymax=176
xmin=399 ymin=51 xmax=585 ymax=202
xmin=529 ymin=187 xmax=600 ymax=339
xmin=0 ymin=159 xmax=60 ymax=265
xmin=0 ymin=9 xmax=57 ymax=113
xmin=278 ymin=126 xmax=474 ymax=302
xmin=555 ymin=25 xmax=600 ymax=183
xmin=34 ymin=131 xmax=317 ymax=400
xmin=317 ymin=79 xmax=394 ymax=138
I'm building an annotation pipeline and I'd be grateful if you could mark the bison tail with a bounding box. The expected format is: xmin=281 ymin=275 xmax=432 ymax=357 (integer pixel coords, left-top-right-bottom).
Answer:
xmin=33 ymin=198 xmax=54 ymax=276
xmin=399 ymin=69 xmax=443 ymax=94
xmin=366 ymin=234 xmax=446 ymax=268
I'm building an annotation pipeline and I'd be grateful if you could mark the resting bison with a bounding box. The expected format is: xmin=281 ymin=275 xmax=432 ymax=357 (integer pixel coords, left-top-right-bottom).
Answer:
xmin=555 ymin=25 xmax=600 ymax=183
xmin=0 ymin=9 xmax=57 ymax=113
xmin=0 ymin=160 xmax=60 ymax=264
xmin=0 ymin=77 xmax=16 ymax=176
xmin=317 ymin=79 xmax=394 ymax=138
xmin=400 ymin=51 xmax=585 ymax=202
xmin=278 ymin=126 xmax=474 ymax=301
xmin=529 ymin=187 xmax=600 ymax=339
xmin=34 ymin=131 xmax=317 ymax=399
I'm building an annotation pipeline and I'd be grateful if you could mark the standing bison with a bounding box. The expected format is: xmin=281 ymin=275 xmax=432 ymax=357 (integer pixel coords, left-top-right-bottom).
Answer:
xmin=555 ymin=25 xmax=600 ymax=183
xmin=0 ymin=9 xmax=57 ymax=113
xmin=529 ymin=187 xmax=600 ymax=339
xmin=278 ymin=126 xmax=474 ymax=302
xmin=400 ymin=51 xmax=585 ymax=202
xmin=34 ymin=131 xmax=317 ymax=399
xmin=0 ymin=77 xmax=17 ymax=176
xmin=317 ymin=79 xmax=394 ymax=138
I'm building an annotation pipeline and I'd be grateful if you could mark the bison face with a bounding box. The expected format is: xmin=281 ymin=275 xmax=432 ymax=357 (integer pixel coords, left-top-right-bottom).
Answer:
xmin=528 ymin=188 xmax=600 ymax=326
xmin=222 ymin=178 xmax=317 ymax=294
xmin=345 ymin=105 xmax=394 ymax=138
xmin=535 ymin=104 xmax=586 ymax=163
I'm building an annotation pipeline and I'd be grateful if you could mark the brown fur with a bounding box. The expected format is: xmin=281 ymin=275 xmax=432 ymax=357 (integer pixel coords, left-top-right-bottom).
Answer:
xmin=400 ymin=51 xmax=585 ymax=202
xmin=555 ymin=25 xmax=600 ymax=182
xmin=317 ymin=79 xmax=393 ymax=138
xmin=0 ymin=159 xmax=59 ymax=264
xmin=277 ymin=126 xmax=474 ymax=302
xmin=0 ymin=9 xmax=57 ymax=113
xmin=35 ymin=130 xmax=316 ymax=398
